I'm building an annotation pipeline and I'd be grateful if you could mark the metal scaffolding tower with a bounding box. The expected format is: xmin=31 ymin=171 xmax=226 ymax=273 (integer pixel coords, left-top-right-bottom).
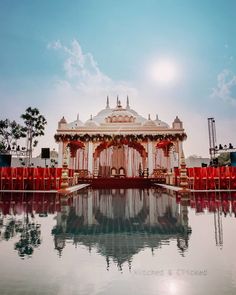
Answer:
xmin=208 ymin=118 xmax=217 ymax=160
xmin=214 ymin=210 xmax=223 ymax=248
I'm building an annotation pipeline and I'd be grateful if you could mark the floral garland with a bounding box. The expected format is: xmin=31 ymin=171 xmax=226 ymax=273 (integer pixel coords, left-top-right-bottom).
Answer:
xmin=54 ymin=133 xmax=187 ymax=143
xmin=94 ymin=139 xmax=148 ymax=158
xmin=156 ymin=140 xmax=173 ymax=149
xmin=156 ymin=140 xmax=174 ymax=157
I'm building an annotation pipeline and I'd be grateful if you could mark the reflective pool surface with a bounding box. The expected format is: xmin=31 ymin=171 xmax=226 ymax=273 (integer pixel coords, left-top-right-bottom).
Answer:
xmin=0 ymin=189 xmax=236 ymax=295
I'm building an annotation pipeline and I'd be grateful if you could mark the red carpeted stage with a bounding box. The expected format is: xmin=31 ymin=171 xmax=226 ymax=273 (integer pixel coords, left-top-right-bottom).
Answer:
xmin=77 ymin=177 xmax=166 ymax=188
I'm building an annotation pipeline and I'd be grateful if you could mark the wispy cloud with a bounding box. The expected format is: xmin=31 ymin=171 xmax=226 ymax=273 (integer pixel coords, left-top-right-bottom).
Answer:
xmin=48 ymin=39 xmax=138 ymax=100
xmin=211 ymin=69 xmax=236 ymax=106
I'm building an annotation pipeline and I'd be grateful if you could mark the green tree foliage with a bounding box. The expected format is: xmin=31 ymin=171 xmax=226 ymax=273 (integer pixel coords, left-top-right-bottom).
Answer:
xmin=218 ymin=152 xmax=230 ymax=166
xmin=21 ymin=107 xmax=47 ymax=165
xmin=0 ymin=119 xmax=26 ymax=153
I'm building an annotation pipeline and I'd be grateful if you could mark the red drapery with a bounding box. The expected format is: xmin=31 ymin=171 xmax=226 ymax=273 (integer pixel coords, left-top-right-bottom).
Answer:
xmin=67 ymin=141 xmax=85 ymax=157
xmin=156 ymin=140 xmax=173 ymax=157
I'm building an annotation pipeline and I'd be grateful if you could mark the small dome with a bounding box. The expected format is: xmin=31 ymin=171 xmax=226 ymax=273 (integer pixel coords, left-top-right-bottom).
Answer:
xmin=173 ymin=116 xmax=182 ymax=123
xmin=59 ymin=116 xmax=67 ymax=124
xmin=155 ymin=115 xmax=169 ymax=128
xmin=58 ymin=116 xmax=68 ymax=129
xmin=67 ymin=113 xmax=84 ymax=129
xmin=142 ymin=120 xmax=157 ymax=127
xmin=84 ymin=118 xmax=99 ymax=128
xmin=172 ymin=116 xmax=183 ymax=129
xmin=68 ymin=120 xmax=84 ymax=129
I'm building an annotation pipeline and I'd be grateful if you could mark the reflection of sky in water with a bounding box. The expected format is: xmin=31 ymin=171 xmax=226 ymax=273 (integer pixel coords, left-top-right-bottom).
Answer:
xmin=0 ymin=189 xmax=236 ymax=295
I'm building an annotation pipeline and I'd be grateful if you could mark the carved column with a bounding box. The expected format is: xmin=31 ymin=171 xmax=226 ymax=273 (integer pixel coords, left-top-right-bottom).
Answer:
xmin=58 ymin=141 xmax=63 ymax=167
xmin=147 ymin=140 xmax=154 ymax=176
xmin=178 ymin=140 xmax=183 ymax=168
xmin=60 ymin=142 xmax=69 ymax=189
xmin=87 ymin=141 xmax=93 ymax=176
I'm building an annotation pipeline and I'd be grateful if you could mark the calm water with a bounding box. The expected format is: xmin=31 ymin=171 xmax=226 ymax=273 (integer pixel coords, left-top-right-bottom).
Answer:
xmin=0 ymin=188 xmax=236 ymax=295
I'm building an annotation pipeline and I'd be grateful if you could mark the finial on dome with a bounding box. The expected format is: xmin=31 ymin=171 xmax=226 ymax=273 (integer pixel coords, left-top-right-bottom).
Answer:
xmin=106 ymin=96 xmax=110 ymax=109
xmin=116 ymin=95 xmax=119 ymax=106
xmin=126 ymin=96 xmax=130 ymax=109
xmin=156 ymin=114 xmax=159 ymax=121
xmin=90 ymin=114 xmax=93 ymax=120
xmin=77 ymin=113 xmax=80 ymax=121
xmin=148 ymin=114 xmax=151 ymax=120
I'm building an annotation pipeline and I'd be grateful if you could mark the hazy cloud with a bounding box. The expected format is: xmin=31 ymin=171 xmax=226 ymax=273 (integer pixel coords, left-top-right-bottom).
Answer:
xmin=211 ymin=69 xmax=236 ymax=106
xmin=48 ymin=39 xmax=138 ymax=100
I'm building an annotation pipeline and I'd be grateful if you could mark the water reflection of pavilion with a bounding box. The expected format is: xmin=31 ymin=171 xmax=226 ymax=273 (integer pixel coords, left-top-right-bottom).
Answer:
xmin=1 ymin=190 xmax=235 ymax=262
xmin=52 ymin=189 xmax=191 ymax=269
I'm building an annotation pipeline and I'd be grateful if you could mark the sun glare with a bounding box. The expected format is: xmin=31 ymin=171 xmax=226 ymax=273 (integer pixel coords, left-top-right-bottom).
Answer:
xmin=148 ymin=59 xmax=179 ymax=85
xmin=168 ymin=281 xmax=178 ymax=294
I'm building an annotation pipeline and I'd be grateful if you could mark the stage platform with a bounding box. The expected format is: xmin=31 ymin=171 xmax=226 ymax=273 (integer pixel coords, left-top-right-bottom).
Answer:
xmin=77 ymin=177 xmax=166 ymax=188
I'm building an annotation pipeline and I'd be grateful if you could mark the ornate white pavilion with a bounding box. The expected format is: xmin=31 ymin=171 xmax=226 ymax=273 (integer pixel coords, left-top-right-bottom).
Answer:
xmin=55 ymin=97 xmax=187 ymax=178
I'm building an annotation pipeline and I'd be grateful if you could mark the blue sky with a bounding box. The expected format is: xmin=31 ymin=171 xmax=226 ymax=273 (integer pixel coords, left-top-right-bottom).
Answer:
xmin=0 ymin=0 xmax=236 ymax=157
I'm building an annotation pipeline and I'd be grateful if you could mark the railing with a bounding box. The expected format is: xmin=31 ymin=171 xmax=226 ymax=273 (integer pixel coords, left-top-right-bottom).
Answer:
xmin=174 ymin=167 xmax=236 ymax=190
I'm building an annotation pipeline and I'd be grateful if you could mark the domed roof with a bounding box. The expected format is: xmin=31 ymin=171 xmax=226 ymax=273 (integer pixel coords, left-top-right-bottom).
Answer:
xmin=155 ymin=115 xmax=169 ymax=128
xmin=84 ymin=117 xmax=99 ymax=128
xmin=125 ymin=96 xmax=146 ymax=122
xmin=68 ymin=120 xmax=84 ymax=129
xmin=142 ymin=119 xmax=157 ymax=127
xmin=129 ymin=109 xmax=147 ymax=123
xmin=108 ymin=107 xmax=135 ymax=119
xmin=59 ymin=116 xmax=67 ymax=124
xmin=92 ymin=97 xmax=113 ymax=124
xmin=90 ymin=97 xmax=149 ymax=124
xmin=68 ymin=114 xmax=84 ymax=129
xmin=106 ymin=101 xmax=136 ymax=123
xmin=173 ymin=116 xmax=182 ymax=123
xmin=93 ymin=108 xmax=113 ymax=123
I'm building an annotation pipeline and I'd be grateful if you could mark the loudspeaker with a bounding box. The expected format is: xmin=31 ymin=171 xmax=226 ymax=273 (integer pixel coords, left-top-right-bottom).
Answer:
xmin=41 ymin=148 xmax=50 ymax=159
xmin=230 ymin=152 xmax=236 ymax=167
xmin=0 ymin=154 xmax=12 ymax=167
xmin=201 ymin=163 xmax=207 ymax=167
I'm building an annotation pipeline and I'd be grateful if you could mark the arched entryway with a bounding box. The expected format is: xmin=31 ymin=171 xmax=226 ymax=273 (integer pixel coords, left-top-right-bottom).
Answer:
xmin=94 ymin=139 xmax=147 ymax=177
xmin=67 ymin=141 xmax=85 ymax=170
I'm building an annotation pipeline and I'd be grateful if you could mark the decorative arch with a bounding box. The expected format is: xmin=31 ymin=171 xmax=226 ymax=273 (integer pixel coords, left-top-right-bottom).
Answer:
xmin=156 ymin=140 xmax=174 ymax=157
xmin=94 ymin=139 xmax=147 ymax=159
xmin=67 ymin=141 xmax=85 ymax=158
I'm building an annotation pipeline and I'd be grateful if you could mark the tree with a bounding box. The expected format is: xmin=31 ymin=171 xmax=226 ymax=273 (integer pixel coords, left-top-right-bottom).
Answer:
xmin=0 ymin=119 xmax=26 ymax=153
xmin=218 ymin=152 xmax=230 ymax=166
xmin=21 ymin=107 xmax=47 ymax=166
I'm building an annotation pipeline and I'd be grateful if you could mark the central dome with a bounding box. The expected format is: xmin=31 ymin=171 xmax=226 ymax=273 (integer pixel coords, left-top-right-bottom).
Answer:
xmin=105 ymin=101 xmax=136 ymax=123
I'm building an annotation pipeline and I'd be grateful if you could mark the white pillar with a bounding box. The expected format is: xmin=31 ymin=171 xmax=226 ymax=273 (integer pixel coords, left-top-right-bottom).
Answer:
xmin=147 ymin=140 xmax=154 ymax=176
xmin=87 ymin=190 xmax=93 ymax=225
xmin=87 ymin=141 xmax=93 ymax=175
xmin=149 ymin=194 xmax=156 ymax=225
xmin=75 ymin=149 xmax=79 ymax=170
xmin=127 ymin=148 xmax=132 ymax=177
xmin=178 ymin=140 xmax=183 ymax=167
xmin=58 ymin=142 xmax=63 ymax=167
